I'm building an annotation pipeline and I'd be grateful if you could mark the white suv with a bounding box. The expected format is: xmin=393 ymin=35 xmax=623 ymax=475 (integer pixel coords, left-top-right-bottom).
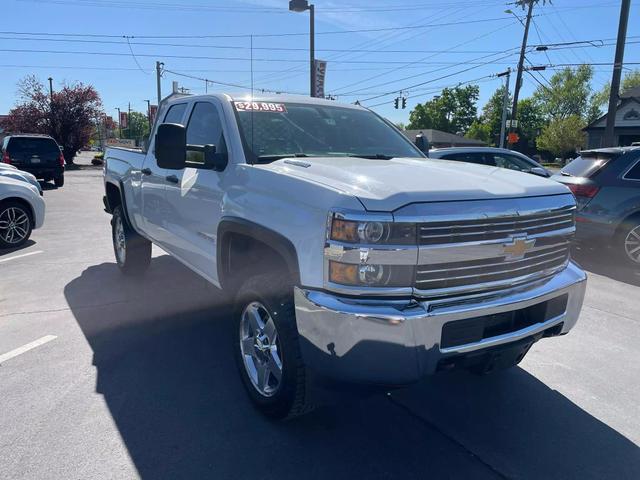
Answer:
xmin=0 ymin=176 xmax=45 ymax=248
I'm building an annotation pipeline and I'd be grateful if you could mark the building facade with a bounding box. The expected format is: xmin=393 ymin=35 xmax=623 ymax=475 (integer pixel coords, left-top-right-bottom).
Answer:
xmin=584 ymin=87 xmax=640 ymax=148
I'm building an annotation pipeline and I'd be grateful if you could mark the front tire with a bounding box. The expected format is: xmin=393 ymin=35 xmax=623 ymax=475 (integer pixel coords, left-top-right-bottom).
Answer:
xmin=234 ymin=274 xmax=313 ymax=419
xmin=111 ymin=205 xmax=151 ymax=275
xmin=0 ymin=201 xmax=33 ymax=249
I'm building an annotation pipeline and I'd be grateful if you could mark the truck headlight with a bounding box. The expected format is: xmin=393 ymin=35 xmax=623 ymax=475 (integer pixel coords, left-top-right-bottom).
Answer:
xmin=330 ymin=218 xmax=415 ymax=244
xmin=329 ymin=261 xmax=414 ymax=287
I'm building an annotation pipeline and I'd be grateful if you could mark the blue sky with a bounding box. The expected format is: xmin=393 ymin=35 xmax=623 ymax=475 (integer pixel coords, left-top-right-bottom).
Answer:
xmin=1 ymin=0 xmax=638 ymax=124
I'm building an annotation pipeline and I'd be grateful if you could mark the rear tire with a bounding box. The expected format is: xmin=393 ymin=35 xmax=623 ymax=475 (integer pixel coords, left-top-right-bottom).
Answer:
xmin=0 ymin=201 xmax=33 ymax=249
xmin=111 ymin=205 xmax=151 ymax=275
xmin=234 ymin=273 xmax=313 ymax=419
xmin=54 ymin=174 xmax=64 ymax=188
xmin=618 ymin=216 xmax=640 ymax=268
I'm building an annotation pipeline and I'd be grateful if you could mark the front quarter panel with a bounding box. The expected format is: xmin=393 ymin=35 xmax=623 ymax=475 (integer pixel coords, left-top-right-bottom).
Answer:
xmin=222 ymin=163 xmax=363 ymax=288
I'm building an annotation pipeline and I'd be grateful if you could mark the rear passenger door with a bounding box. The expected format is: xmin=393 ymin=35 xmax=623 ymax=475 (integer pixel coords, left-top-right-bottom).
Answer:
xmin=162 ymin=99 xmax=229 ymax=284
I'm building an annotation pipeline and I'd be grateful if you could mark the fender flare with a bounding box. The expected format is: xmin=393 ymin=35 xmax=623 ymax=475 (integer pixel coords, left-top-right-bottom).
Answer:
xmin=104 ymin=180 xmax=134 ymax=228
xmin=217 ymin=217 xmax=301 ymax=288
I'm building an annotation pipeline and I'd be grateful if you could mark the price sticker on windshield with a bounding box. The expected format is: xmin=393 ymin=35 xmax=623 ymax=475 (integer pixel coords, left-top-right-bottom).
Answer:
xmin=234 ymin=102 xmax=287 ymax=113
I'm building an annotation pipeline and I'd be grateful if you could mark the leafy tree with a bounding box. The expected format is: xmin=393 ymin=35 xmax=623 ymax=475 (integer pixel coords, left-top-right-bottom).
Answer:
xmin=125 ymin=111 xmax=150 ymax=141
xmin=407 ymin=85 xmax=479 ymax=134
xmin=395 ymin=121 xmax=406 ymax=130
xmin=465 ymin=120 xmax=492 ymax=144
xmin=591 ymin=69 xmax=640 ymax=114
xmin=532 ymin=65 xmax=594 ymax=121
xmin=517 ymin=98 xmax=546 ymax=151
xmin=1 ymin=76 xmax=103 ymax=164
xmin=536 ymin=115 xmax=586 ymax=159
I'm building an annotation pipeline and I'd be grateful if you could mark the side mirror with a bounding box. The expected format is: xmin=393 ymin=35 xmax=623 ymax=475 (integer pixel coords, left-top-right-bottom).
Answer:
xmin=529 ymin=166 xmax=550 ymax=178
xmin=415 ymin=133 xmax=430 ymax=153
xmin=59 ymin=145 xmax=64 ymax=151
xmin=156 ymin=123 xmax=186 ymax=170
xmin=186 ymin=144 xmax=228 ymax=171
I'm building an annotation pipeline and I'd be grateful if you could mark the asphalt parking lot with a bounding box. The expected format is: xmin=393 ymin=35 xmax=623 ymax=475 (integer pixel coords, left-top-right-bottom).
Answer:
xmin=1 ymin=156 xmax=639 ymax=479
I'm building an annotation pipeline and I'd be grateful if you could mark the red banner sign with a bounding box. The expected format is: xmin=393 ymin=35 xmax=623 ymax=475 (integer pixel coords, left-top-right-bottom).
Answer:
xmin=119 ymin=111 xmax=128 ymax=129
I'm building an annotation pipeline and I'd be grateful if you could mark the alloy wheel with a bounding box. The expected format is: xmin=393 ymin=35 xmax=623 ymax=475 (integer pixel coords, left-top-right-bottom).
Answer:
xmin=624 ymin=225 xmax=640 ymax=264
xmin=0 ymin=207 xmax=30 ymax=245
xmin=239 ymin=301 xmax=283 ymax=397
xmin=114 ymin=214 xmax=126 ymax=264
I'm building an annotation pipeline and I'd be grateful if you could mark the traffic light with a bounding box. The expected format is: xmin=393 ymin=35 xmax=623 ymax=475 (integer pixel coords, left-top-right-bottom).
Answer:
xmin=401 ymin=97 xmax=407 ymax=109
xmin=394 ymin=97 xmax=399 ymax=109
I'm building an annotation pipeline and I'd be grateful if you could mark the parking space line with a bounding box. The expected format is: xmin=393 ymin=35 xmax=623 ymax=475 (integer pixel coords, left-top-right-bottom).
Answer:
xmin=0 ymin=335 xmax=57 ymax=364
xmin=0 ymin=250 xmax=44 ymax=264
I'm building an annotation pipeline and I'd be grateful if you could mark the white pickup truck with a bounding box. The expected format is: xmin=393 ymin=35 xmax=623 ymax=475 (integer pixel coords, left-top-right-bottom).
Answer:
xmin=104 ymin=93 xmax=587 ymax=419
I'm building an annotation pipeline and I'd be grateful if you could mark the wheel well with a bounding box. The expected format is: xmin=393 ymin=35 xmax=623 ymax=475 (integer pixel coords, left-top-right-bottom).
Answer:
xmin=220 ymin=232 xmax=296 ymax=292
xmin=0 ymin=197 xmax=35 ymax=224
xmin=615 ymin=211 xmax=640 ymax=239
xmin=105 ymin=182 xmax=121 ymax=213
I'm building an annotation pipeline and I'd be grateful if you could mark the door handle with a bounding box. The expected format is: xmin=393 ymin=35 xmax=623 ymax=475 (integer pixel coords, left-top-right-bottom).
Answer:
xmin=165 ymin=174 xmax=179 ymax=184
xmin=141 ymin=168 xmax=152 ymax=175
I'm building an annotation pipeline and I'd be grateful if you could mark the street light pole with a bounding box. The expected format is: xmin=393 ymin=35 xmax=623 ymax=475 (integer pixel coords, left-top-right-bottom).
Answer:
xmin=289 ymin=0 xmax=315 ymax=97
xmin=115 ymin=108 xmax=122 ymax=138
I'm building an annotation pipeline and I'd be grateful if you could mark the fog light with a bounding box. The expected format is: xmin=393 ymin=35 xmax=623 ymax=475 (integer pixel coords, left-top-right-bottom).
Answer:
xmin=358 ymin=264 xmax=386 ymax=285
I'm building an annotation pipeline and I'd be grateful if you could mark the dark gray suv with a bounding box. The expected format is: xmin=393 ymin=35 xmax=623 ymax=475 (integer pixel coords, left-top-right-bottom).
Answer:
xmin=553 ymin=147 xmax=640 ymax=267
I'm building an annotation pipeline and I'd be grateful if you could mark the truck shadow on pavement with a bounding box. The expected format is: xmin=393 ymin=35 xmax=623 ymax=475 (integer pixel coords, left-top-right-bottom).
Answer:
xmin=64 ymin=256 xmax=640 ymax=480
xmin=571 ymin=245 xmax=640 ymax=287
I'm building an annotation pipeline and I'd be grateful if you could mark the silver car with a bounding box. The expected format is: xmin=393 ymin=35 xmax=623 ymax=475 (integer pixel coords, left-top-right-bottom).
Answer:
xmin=428 ymin=147 xmax=551 ymax=178
xmin=0 ymin=163 xmax=43 ymax=195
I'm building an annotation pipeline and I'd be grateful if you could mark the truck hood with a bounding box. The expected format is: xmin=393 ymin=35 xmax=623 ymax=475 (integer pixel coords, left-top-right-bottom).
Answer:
xmin=269 ymin=156 xmax=570 ymax=211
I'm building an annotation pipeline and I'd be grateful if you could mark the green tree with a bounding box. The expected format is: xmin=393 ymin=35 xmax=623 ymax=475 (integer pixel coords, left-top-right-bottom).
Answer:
xmin=125 ymin=111 xmax=150 ymax=141
xmin=591 ymin=69 xmax=640 ymax=114
xmin=465 ymin=120 xmax=492 ymax=144
xmin=536 ymin=115 xmax=586 ymax=159
xmin=517 ymin=98 xmax=546 ymax=150
xmin=407 ymin=85 xmax=479 ymax=134
xmin=532 ymin=65 xmax=594 ymax=121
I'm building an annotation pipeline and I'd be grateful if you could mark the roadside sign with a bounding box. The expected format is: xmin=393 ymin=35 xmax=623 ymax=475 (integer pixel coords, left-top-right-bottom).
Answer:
xmin=506 ymin=119 xmax=518 ymax=128
xmin=507 ymin=132 xmax=520 ymax=144
xmin=149 ymin=105 xmax=158 ymax=124
xmin=119 ymin=111 xmax=128 ymax=129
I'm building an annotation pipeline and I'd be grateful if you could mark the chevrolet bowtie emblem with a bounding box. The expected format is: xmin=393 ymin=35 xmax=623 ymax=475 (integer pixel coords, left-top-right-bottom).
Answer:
xmin=503 ymin=236 xmax=536 ymax=259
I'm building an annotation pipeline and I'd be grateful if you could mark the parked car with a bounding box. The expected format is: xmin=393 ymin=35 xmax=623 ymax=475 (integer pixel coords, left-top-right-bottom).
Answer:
xmin=104 ymin=94 xmax=586 ymax=419
xmin=0 ymin=175 xmax=45 ymax=248
xmin=0 ymin=166 xmax=43 ymax=195
xmin=553 ymin=146 xmax=640 ymax=267
xmin=428 ymin=147 xmax=551 ymax=177
xmin=1 ymin=134 xmax=65 ymax=187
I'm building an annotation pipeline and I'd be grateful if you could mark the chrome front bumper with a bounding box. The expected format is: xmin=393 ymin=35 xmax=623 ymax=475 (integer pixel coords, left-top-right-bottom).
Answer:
xmin=294 ymin=261 xmax=587 ymax=385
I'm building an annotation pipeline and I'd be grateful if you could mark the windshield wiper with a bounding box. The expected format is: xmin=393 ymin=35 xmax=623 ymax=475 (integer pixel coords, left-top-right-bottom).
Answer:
xmin=347 ymin=153 xmax=394 ymax=160
xmin=254 ymin=153 xmax=309 ymax=163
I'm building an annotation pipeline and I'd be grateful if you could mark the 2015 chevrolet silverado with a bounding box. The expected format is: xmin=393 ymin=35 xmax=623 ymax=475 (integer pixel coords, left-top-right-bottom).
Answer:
xmin=103 ymin=93 xmax=587 ymax=419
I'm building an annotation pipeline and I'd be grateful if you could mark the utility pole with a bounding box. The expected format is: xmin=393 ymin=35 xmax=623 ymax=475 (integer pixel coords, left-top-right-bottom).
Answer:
xmin=47 ymin=77 xmax=53 ymax=102
xmin=156 ymin=61 xmax=164 ymax=106
xmin=498 ymin=68 xmax=511 ymax=149
xmin=604 ymin=0 xmax=630 ymax=147
xmin=508 ymin=0 xmax=535 ymax=149
xmin=144 ymin=99 xmax=151 ymax=125
xmin=127 ymin=102 xmax=131 ymax=140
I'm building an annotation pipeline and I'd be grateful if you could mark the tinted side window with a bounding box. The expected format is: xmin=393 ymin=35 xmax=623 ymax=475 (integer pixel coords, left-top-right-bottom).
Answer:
xmin=492 ymin=154 xmax=531 ymax=172
xmin=442 ymin=152 xmax=485 ymax=165
xmin=163 ymin=103 xmax=187 ymax=124
xmin=624 ymin=159 xmax=640 ymax=180
xmin=185 ymin=102 xmax=225 ymax=165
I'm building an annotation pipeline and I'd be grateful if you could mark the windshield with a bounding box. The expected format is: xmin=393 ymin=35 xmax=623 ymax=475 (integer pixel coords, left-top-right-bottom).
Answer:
xmin=8 ymin=137 xmax=59 ymax=155
xmin=234 ymin=101 xmax=423 ymax=161
xmin=561 ymin=154 xmax=616 ymax=178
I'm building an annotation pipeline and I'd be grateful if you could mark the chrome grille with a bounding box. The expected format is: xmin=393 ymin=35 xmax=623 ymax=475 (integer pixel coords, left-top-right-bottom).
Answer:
xmin=414 ymin=206 xmax=575 ymax=298
xmin=419 ymin=208 xmax=574 ymax=245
